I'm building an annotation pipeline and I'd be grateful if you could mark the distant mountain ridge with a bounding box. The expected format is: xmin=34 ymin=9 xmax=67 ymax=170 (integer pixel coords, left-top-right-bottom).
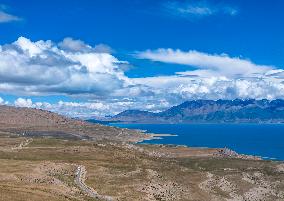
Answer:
xmin=110 ymin=99 xmax=284 ymax=123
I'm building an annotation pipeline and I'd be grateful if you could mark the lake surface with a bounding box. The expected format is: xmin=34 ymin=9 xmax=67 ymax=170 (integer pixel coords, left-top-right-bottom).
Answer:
xmin=111 ymin=123 xmax=284 ymax=161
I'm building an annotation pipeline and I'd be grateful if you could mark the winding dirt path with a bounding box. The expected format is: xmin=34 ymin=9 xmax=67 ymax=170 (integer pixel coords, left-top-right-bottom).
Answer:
xmin=12 ymin=138 xmax=33 ymax=150
xmin=75 ymin=165 xmax=114 ymax=201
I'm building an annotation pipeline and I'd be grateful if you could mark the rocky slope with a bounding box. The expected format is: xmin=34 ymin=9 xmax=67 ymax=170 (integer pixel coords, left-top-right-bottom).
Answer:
xmin=111 ymin=99 xmax=284 ymax=123
xmin=0 ymin=105 xmax=147 ymax=142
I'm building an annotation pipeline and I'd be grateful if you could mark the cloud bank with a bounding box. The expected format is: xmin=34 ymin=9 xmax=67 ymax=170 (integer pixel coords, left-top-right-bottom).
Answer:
xmin=136 ymin=48 xmax=274 ymax=77
xmin=135 ymin=48 xmax=284 ymax=101
xmin=0 ymin=37 xmax=130 ymax=97
xmin=1 ymin=37 xmax=284 ymax=117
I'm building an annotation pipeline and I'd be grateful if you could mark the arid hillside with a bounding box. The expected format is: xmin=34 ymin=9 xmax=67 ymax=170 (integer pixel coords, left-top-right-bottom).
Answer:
xmin=0 ymin=106 xmax=283 ymax=201
xmin=0 ymin=105 xmax=146 ymax=142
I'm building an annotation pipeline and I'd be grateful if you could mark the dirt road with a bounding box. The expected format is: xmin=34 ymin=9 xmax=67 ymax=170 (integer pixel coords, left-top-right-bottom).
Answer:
xmin=12 ymin=138 xmax=33 ymax=150
xmin=75 ymin=165 xmax=114 ymax=201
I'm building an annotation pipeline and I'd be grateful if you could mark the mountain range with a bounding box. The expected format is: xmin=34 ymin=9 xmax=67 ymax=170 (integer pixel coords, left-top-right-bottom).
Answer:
xmin=109 ymin=99 xmax=284 ymax=123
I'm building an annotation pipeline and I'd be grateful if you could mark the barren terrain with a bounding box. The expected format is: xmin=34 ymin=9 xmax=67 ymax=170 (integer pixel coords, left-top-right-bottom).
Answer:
xmin=0 ymin=106 xmax=283 ymax=201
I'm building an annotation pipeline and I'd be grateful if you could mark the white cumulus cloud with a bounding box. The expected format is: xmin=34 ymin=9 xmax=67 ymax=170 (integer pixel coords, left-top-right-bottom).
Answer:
xmin=0 ymin=97 xmax=4 ymax=105
xmin=133 ymin=48 xmax=284 ymax=108
xmin=1 ymin=37 xmax=284 ymax=117
xmin=14 ymin=98 xmax=33 ymax=108
xmin=0 ymin=37 xmax=131 ymax=97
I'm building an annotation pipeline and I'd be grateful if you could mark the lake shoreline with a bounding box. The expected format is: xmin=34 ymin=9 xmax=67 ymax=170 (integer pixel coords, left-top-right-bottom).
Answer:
xmin=111 ymin=123 xmax=284 ymax=161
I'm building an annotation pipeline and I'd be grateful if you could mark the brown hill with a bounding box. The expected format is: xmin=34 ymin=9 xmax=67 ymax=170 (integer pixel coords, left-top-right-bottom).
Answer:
xmin=0 ymin=105 xmax=145 ymax=142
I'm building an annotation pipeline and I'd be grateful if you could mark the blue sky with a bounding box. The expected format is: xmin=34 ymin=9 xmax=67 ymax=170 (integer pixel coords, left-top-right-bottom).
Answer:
xmin=0 ymin=0 xmax=284 ymax=117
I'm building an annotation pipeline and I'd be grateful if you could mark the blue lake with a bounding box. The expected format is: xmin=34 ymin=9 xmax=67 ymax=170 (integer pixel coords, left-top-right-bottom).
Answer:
xmin=111 ymin=124 xmax=284 ymax=161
